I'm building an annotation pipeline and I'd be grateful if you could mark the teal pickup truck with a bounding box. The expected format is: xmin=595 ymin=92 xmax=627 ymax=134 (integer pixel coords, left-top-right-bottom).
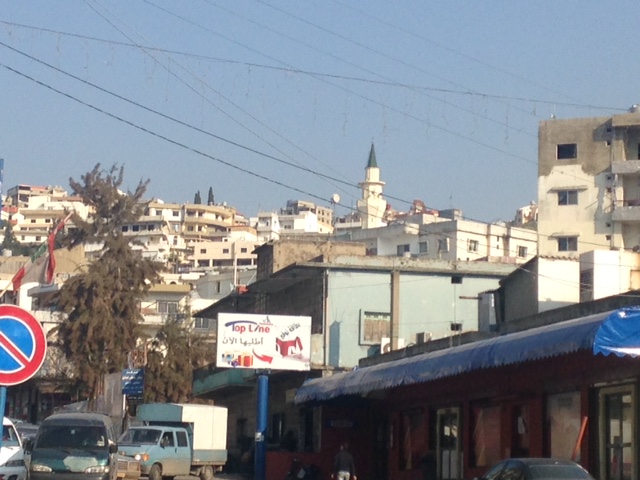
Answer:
xmin=118 ymin=404 xmax=228 ymax=480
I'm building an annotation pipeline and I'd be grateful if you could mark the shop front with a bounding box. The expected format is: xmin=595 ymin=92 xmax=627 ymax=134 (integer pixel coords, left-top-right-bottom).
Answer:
xmin=295 ymin=308 xmax=640 ymax=480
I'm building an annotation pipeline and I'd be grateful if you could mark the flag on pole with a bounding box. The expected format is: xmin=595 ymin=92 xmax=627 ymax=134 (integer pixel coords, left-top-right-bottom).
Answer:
xmin=11 ymin=213 xmax=72 ymax=291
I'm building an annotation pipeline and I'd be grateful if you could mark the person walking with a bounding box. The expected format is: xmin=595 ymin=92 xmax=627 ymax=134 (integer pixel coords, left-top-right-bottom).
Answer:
xmin=332 ymin=442 xmax=356 ymax=480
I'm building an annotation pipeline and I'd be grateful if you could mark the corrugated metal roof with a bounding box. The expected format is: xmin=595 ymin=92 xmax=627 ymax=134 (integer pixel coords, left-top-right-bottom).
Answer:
xmin=295 ymin=307 xmax=640 ymax=404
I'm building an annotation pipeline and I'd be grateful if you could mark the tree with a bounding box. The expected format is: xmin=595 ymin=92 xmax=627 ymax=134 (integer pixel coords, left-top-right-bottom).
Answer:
xmin=2 ymin=221 xmax=40 ymax=257
xmin=54 ymin=164 xmax=162 ymax=409
xmin=143 ymin=318 xmax=213 ymax=403
xmin=194 ymin=191 xmax=202 ymax=204
xmin=207 ymin=187 xmax=214 ymax=206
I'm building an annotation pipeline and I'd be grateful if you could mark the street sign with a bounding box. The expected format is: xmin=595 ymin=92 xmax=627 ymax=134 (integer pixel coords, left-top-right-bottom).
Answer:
xmin=121 ymin=368 xmax=144 ymax=396
xmin=0 ymin=304 xmax=47 ymax=386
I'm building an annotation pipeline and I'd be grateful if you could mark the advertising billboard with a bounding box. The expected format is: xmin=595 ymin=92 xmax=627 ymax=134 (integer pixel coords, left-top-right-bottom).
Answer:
xmin=217 ymin=313 xmax=311 ymax=371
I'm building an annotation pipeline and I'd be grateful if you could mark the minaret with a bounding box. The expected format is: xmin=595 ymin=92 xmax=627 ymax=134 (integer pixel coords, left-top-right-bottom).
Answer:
xmin=357 ymin=143 xmax=387 ymax=229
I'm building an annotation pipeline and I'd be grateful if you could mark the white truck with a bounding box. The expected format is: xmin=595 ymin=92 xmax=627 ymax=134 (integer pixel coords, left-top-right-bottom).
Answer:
xmin=118 ymin=403 xmax=228 ymax=480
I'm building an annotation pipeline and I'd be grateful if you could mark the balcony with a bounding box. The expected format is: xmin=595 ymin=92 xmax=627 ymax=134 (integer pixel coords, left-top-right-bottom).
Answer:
xmin=612 ymin=199 xmax=640 ymax=222
xmin=612 ymin=160 xmax=640 ymax=175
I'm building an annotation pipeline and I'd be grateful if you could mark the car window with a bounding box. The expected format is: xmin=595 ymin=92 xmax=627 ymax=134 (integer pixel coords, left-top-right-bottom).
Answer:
xmin=502 ymin=461 xmax=525 ymax=480
xmin=176 ymin=431 xmax=188 ymax=447
xmin=37 ymin=425 xmax=108 ymax=449
xmin=161 ymin=432 xmax=175 ymax=447
xmin=2 ymin=425 xmax=21 ymax=447
xmin=484 ymin=461 xmax=506 ymax=480
xmin=119 ymin=428 xmax=162 ymax=445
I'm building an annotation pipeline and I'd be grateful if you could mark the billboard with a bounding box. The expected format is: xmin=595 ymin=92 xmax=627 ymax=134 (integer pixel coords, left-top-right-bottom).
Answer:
xmin=217 ymin=313 xmax=311 ymax=371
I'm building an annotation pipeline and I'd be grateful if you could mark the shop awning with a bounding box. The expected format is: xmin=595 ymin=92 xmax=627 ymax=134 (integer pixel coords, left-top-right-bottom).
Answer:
xmin=295 ymin=307 xmax=640 ymax=404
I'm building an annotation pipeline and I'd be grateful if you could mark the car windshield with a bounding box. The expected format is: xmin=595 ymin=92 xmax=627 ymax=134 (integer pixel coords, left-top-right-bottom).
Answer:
xmin=37 ymin=425 xmax=107 ymax=449
xmin=119 ymin=428 xmax=162 ymax=445
xmin=2 ymin=425 xmax=21 ymax=447
xmin=529 ymin=465 xmax=593 ymax=480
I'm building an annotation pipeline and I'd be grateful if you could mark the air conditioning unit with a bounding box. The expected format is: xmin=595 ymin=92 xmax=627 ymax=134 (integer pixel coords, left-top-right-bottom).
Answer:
xmin=380 ymin=337 xmax=405 ymax=354
xmin=416 ymin=331 xmax=433 ymax=344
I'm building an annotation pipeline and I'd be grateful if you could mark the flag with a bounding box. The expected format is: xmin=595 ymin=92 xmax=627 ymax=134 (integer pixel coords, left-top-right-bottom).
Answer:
xmin=12 ymin=213 xmax=72 ymax=291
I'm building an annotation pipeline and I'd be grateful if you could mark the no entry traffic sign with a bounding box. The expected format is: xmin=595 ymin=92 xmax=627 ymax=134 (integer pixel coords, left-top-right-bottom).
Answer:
xmin=0 ymin=305 xmax=46 ymax=386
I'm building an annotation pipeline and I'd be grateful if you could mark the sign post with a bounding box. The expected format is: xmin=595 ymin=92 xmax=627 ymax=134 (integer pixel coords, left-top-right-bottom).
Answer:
xmin=0 ymin=304 xmax=47 ymax=448
xmin=216 ymin=313 xmax=312 ymax=480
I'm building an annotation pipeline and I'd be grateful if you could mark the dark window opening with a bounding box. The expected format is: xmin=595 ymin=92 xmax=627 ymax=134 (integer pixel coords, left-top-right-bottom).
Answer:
xmin=557 ymin=143 xmax=577 ymax=160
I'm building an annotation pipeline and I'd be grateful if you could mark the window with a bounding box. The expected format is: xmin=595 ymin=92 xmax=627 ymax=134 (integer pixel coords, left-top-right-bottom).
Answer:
xmin=194 ymin=317 xmax=211 ymax=329
xmin=517 ymin=246 xmax=528 ymax=258
xmin=240 ymin=248 xmax=248 ymax=253
xmin=132 ymin=225 xmax=140 ymax=232
xmin=176 ymin=431 xmax=188 ymax=447
xmin=396 ymin=244 xmax=410 ymax=256
xmin=438 ymin=238 xmax=450 ymax=252
xmin=468 ymin=239 xmax=479 ymax=252
xmin=471 ymin=405 xmax=501 ymax=467
xmin=557 ymin=236 xmax=578 ymax=252
xmin=223 ymin=248 xmax=230 ymax=254
xmin=35 ymin=236 xmax=41 ymax=242
xmin=557 ymin=190 xmax=578 ymax=205
xmin=399 ymin=409 xmax=426 ymax=471
xmin=161 ymin=432 xmax=174 ymax=447
xmin=157 ymin=301 xmax=178 ymax=314
xmin=200 ymin=248 xmax=206 ymax=254
xmin=419 ymin=241 xmax=428 ymax=253
xmin=451 ymin=276 xmax=463 ymax=284
xmin=557 ymin=143 xmax=577 ymax=159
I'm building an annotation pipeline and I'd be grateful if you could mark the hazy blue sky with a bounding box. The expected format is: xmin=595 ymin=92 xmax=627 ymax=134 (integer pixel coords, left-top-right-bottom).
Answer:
xmin=1 ymin=1 xmax=637 ymax=222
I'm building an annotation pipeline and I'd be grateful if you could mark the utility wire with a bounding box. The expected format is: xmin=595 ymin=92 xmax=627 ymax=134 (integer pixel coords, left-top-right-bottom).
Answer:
xmin=0 ymin=19 xmax=621 ymax=111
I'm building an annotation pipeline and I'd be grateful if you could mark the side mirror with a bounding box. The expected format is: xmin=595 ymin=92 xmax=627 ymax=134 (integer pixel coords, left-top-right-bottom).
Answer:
xmin=109 ymin=443 xmax=118 ymax=454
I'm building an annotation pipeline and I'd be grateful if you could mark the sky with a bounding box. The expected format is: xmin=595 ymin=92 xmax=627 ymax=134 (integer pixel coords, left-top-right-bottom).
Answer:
xmin=1 ymin=1 xmax=638 ymax=223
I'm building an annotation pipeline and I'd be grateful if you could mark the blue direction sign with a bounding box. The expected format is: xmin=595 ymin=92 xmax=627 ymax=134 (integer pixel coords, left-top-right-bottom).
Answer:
xmin=121 ymin=368 xmax=144 ymax=396
xmin=0 ymin=305 xmax=47 ymax=386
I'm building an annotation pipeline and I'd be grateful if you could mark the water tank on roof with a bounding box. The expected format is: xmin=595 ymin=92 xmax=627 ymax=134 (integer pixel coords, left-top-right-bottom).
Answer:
xmin=629 ymin=104 xmax=640 ymax=113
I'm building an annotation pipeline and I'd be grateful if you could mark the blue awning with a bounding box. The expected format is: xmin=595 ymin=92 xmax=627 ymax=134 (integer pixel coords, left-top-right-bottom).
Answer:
xmin=295 ymin=307 xmax=640 ymax=404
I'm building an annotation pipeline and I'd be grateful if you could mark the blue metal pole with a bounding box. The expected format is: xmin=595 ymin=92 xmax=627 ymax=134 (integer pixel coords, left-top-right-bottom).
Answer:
xmin=254 ymin=373 xmax=269 ymax=480
xmin=0 ymin=386 xmax=6 ymax=449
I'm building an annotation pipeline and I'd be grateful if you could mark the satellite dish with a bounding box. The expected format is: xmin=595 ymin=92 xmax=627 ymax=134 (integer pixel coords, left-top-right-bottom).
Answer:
xmin=331 ymin=193 xmax=341 ymax=204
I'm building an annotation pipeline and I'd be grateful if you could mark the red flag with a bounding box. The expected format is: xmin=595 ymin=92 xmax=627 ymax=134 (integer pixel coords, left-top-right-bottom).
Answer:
xmin=12 ymin=213 xmax=72 ymax=291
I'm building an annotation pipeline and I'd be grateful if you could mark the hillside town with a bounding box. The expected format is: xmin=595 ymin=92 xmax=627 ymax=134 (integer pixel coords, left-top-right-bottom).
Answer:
xmin=5 ymin=106 xmax=640 ymax=480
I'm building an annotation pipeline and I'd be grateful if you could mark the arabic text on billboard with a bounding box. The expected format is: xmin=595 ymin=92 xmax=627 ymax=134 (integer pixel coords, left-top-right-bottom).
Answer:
xmin=217 ymin=313 xmax=311 ymax=371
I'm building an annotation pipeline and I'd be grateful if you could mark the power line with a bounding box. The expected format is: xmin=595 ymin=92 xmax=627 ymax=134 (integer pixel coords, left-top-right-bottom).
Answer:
xmin=0 ymin=19 xmax=621 ymax=111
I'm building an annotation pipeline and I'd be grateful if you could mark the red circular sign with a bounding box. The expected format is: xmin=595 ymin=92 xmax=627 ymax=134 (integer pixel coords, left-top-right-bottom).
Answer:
xmin=0 ymin=304 xmax=47 ymax=386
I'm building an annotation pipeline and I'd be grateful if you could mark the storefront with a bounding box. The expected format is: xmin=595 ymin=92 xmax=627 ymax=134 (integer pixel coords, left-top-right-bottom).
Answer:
xmin=294 ymin=308 xmax=640 ymax=480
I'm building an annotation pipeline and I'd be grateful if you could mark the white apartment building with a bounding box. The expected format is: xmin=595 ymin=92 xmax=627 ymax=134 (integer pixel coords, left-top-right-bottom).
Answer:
xmin=252 ymin=200 xmax=334 ymax=242
xmin=188 ymin=227 xmax=261 ymax=270
xmin=11 ymin=194 xmax=89 ymax=245
xmin=538 ymin=105 xmax=640 ymax=256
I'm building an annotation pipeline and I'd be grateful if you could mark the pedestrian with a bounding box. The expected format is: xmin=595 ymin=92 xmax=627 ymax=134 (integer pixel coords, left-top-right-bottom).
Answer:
xmin=332 ymin=442 xmax=356 ymax=480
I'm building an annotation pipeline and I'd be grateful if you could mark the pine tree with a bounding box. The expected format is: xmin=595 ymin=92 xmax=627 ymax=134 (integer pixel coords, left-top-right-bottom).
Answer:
xmin=54 ymin=164 xmax=162 ymax=409
xmin=143 ymin=319 xmax=212 ymax=403
xmin=194 ymin=191 xmax=202 ymax=204
xmin=207 ymin=187 xmax=214 ymax=206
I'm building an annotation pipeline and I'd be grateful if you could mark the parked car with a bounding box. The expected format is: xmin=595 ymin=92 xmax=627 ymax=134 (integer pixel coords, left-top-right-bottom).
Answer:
xmin=0 ymin=417 xmax=27 ymax=480
xmin=117 ymin=454 xmax=141 ymax=480
xmin=27 ymin=412 xmax=118 ymax=480
xmin=478 ymin=458 xmax=594 ymax=480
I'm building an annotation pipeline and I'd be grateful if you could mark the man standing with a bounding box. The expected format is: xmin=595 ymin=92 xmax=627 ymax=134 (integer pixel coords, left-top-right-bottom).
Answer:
xmin=332 ymin=442 xmax=356 ymax=480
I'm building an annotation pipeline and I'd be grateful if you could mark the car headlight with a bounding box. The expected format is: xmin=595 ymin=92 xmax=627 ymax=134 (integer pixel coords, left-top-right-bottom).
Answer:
xmin=85 ymin=465 xmax=110 ymax=474
xmin=31 ymin=464 xmax=53 ymax=472
xmin=134 ymin=453 xmax=149 ymax=462
xmin=5 ymin=459 xmax=25 ymax=467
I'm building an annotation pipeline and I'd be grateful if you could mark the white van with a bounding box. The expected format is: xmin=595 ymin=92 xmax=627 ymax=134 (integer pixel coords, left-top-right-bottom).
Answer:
xmin=0 ymin=417 xmax=27 ymax=480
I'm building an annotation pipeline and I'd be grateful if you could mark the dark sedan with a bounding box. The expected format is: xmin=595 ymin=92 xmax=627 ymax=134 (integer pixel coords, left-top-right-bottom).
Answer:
xmin=479 ymin=458 xmax=594 ymax=480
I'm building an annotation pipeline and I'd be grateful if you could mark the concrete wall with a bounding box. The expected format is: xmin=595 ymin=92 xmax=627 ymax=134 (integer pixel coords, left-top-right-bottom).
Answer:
xmin=326 ymin=269 xmax=505 ymax=367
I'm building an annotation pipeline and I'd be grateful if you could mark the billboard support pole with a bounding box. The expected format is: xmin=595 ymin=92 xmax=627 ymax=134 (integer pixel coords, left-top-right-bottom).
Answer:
xmin=254 ymin=372 xmax=269 ymax=480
